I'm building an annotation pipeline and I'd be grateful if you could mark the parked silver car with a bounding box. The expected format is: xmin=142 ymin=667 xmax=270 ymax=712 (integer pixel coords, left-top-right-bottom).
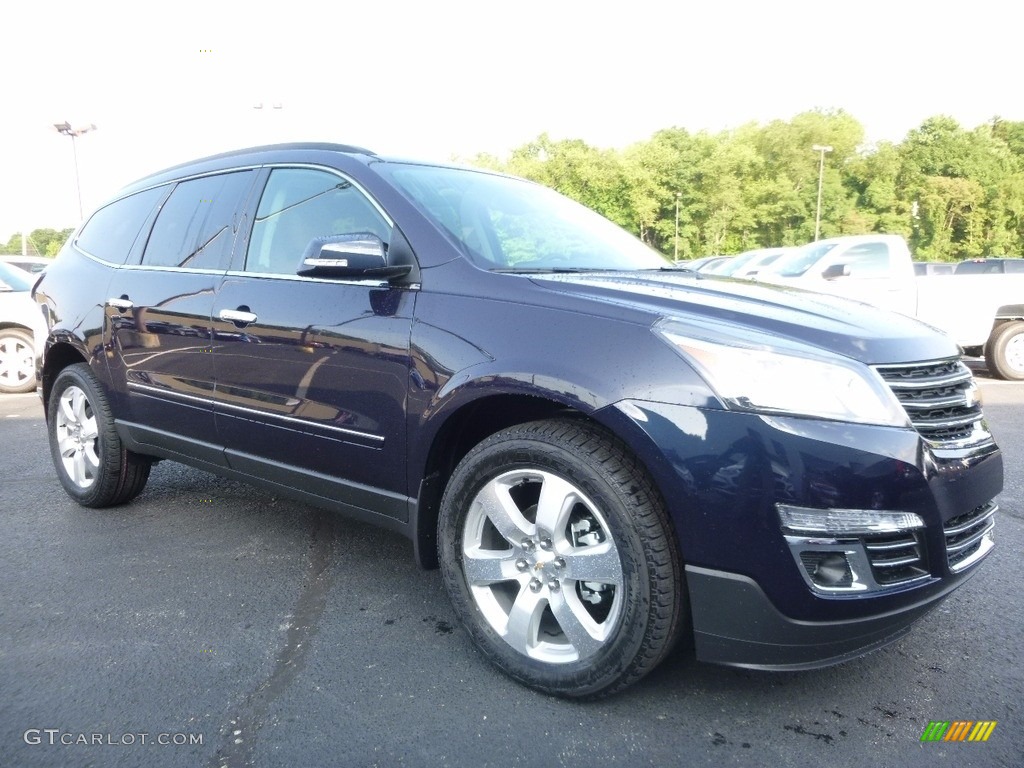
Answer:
xmin=0 ymin=262 xmax=45 ymax=393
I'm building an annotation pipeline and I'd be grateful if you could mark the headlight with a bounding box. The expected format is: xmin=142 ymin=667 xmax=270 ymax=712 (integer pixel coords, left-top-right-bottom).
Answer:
xmin=654 ymin=321 xmax=909 ymax=427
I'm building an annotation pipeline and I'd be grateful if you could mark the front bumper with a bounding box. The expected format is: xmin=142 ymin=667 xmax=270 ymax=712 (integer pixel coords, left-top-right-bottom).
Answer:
xmin=686 ymin=562 xmax=978 ymax=669
xmin=596 ymin=399 xmax=1002 ymax=668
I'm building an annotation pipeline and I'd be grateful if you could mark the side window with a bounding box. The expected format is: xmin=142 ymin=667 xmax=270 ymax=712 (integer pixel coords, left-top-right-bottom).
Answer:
xmin=76 ymin=186 xmax=166 ymax=264
xmin=842 ymin=242 xmax=889 ymax=278
xmin=142 ymin=171 xmax=254 ymax=270
xmin=246 ymin=169 xmax=391 ymax=274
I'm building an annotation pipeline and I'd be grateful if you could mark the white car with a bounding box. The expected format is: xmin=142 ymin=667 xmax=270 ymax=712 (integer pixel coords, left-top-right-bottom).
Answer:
xmin=0 ymin=262 xmax=46 ymax=393
xmin=1 ymin=255 xmax=52 ymax=275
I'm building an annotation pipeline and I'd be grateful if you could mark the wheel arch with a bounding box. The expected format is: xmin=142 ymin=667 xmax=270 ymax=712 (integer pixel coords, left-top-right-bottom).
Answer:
xmin=411 ymin=393 xmax=579 ymax=569
xmin=994 ymin=304 xmax=1024 ymax=322
xmin=40 ymin=340 xmax=88 ymax=417
xmin=409 ymin=388 xmax=678 ymax=573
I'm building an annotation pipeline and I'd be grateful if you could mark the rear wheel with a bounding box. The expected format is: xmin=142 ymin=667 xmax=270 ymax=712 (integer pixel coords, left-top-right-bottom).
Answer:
xmin=984 ymin=321 xmax=1024 ymax=380
xmin=438 ymin=419 xmax=684 ymax=698
xmin=0 ymin=328 xmax=36 ymax=394
xmin=47 ymin=363 xmax=151 ymax=507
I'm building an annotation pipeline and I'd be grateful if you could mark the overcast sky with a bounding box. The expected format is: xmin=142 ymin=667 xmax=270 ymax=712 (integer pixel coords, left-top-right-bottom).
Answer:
xmin=2 ymin=0 xmax=1021 ymax=241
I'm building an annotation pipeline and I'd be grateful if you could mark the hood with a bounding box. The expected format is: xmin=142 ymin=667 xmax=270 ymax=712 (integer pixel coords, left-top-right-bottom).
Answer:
xmin=530 ymin=271 xmax=956 ymax=365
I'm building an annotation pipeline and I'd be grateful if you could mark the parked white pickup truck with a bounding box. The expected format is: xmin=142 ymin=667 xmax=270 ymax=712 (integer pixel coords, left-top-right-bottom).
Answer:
xmin=756 ymin=234 xmax=1024 ymax=379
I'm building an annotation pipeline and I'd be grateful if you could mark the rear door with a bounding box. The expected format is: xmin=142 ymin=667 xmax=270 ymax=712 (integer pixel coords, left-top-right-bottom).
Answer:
xmin=211 ymin=166 xmax=415 ymax=518
xmin=106 ymin=170 xmax=258 ymax=456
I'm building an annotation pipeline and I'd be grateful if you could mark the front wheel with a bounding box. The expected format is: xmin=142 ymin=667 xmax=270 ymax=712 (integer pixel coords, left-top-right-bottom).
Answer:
xmin=985 ymin=320 xmax=1024 ymax=380
xmin=438 ymin=419 xmax=685 ymax=698
xmin=47 ymin=363 xmax=151 ymax=507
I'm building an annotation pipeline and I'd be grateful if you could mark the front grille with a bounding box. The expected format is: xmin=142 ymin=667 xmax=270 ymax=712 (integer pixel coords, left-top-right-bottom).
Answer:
xmin=945 ymin=502 xmax=997 ymax=572
xmin=864 ymin=531 xmax=928 ymax=585
xmin=874 ymin=359 xmax=986 ymax=446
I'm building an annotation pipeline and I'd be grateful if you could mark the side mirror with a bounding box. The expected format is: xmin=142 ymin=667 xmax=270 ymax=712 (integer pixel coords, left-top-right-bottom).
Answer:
xmin=297 ymin=234 xmax=412 ymax=281
xmin=821 ymin=263 xmax=851 ymax=280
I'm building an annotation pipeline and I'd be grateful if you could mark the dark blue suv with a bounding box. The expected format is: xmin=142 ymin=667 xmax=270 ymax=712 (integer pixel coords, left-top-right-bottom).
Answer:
xmin=33 ymin=143 xmax=1002 ymax=697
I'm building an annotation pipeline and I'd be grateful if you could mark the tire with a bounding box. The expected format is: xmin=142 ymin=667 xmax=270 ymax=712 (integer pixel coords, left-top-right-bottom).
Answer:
xmin=984 ymin=321 xmax=1024 ymax=380
xmin=0 ymin=327 xmax=36 ymax=394
xmin=47 ymin=363 xmax=151 ymax=507
xmin=438 ymin=419 xmax=685 ymax=698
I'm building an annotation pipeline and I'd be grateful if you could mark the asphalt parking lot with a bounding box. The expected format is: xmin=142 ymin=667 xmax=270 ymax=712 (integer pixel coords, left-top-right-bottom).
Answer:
xmin=1 ymin=370 xmax=1021 ymax=768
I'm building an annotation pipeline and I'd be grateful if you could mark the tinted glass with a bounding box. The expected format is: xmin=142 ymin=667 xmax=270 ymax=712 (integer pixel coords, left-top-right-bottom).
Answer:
xmin=142 ymin=171 xmax=254 ymax=270
xmin=246 ymin=169 xmax=391 ymax=274
xmin=76 ymin=186 xmax=165 ymax=264
xmin=380 ymin=164 xmax=666 ymax=271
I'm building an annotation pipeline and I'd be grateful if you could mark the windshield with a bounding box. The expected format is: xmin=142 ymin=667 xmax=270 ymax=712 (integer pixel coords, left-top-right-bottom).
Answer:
xmin=0 ymin=262 xmax=33 ymax=291
xmin=379 ymin=164 xmax=668 ymax=271
xmin=764 ymin=242 xmax=838 ymax=278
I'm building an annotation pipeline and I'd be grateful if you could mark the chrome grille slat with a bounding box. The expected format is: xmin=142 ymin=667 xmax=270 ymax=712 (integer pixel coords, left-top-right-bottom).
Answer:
xmin=944 ymin=502 xmax=997 ymax=572
xmin=863 ymin=531 xmax=926 ymax=585
xmin=946 ymin=522 xmax=994 ymax=555
xmin=911 ymin=413 xmax=983 ymax=429
xmin=945 ymin=504 xmax=997 ymax=536
xmin=900 ymin=395 xmax=973 ymax=409
xmin=882 ymin=370 xmax=973 ymax=389
xmin=865 ymin=539 xmax=918 ymax=552
xmin=874 ymin=358 xmax=990 ymax=447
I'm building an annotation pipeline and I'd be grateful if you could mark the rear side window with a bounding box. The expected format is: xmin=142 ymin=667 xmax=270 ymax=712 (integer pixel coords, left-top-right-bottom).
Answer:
xmin=76 ymin=186 xmax=166 ymax=264
xmin=245 ymin=168 xmax=391 ymax=274
xmin=142 ymin=171 xmax=255 ymax=270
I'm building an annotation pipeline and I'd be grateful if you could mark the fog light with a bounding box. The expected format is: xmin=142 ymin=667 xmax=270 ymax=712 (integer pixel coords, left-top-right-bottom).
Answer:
xmin=800 ymin=551 xmax=854 ymax=588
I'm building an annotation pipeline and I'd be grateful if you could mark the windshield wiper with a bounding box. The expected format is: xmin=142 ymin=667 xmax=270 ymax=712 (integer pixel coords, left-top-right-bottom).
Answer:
xmin=491 ymin=267 xmax=620 ymax=274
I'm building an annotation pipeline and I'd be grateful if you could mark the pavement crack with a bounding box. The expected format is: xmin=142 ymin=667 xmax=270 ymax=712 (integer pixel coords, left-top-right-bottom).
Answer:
xmin=209 ymin=513 xmax=335 ymax=768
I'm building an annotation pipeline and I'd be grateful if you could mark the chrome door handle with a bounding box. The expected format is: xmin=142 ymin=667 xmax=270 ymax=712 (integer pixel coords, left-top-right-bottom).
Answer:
xmin=106 ymin=297 xmax=134 ymax=311
xmin=219 ymin=309 xmax=258 ymax=324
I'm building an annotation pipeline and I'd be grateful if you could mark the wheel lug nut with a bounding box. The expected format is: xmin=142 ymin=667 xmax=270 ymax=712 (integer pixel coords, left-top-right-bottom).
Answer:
xmin=529 ymin=578 xmax=543 ymax=593
xmin=553 ymin=557 xmax=565 ymax=570
xmin=521 ymin=539 xmax=536 ymax=553
xmin=547 ymin=579 xmax=560 ymax=591
xmin=539 ymin=537 xmax=553 ymax=551
xmin=515 ymin=558 xmax=528 ymax=571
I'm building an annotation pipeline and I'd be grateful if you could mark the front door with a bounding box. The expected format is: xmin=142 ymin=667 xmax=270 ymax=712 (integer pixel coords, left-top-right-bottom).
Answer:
xmin=211 ymin=167 xmax=414 ymax=519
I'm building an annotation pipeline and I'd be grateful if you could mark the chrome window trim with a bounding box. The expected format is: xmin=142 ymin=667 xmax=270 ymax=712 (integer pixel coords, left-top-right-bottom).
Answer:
xmin=256 ymin=163 xmax=394 ymax=229
xmin=127 ymin=381 xmax=385 ymax=444
xmin=117 ymin=263 xmax=231 ymax=276
xmin=222 ymin=269 xmax=391 ymax=287
xmin=75 ymin=246 xmax=123 ymax=267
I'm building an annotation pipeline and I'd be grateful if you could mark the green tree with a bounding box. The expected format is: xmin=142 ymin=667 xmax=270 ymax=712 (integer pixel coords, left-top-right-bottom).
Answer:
xmin=1 ymin=228 xmax=73 ymax=257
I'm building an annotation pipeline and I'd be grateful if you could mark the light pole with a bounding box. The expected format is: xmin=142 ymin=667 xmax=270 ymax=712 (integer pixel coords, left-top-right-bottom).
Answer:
xmin=674 ymin=192 xmax=681 ymax=261
xmin=812 ymin=144 xmax=833 ymax=241
xmin=54 ymin=122 xmax=97 ymax=220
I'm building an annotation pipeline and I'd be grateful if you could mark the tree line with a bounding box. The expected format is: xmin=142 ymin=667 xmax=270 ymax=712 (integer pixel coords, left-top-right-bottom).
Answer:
xmin=1 ymin=228 xmax=74 ymax=258
xmin=7 ymin=111 xmax=1023 ymax=264
xmin=470 ymin=110 xmax=1024 ymax=262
